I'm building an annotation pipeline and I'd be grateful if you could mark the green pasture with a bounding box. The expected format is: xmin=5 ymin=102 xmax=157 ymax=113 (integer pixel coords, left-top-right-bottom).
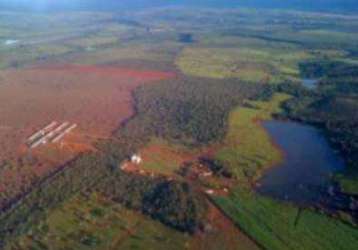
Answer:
xmin=215 ymin=93 xmax=290 ymax=182
xmin=8 ymin=193 xmax=190 ymax=250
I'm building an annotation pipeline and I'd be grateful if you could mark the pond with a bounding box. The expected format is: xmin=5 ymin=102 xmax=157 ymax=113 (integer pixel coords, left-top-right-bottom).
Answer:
xmin=257 ymin=120 xmax=345 ymax=206
xmin=302 ymin=78 xmax=319 ymax=89
xmin=4 ymin=39 xmax=19 ymax=46
xmin=178 ymin=33 xmax=194 ymax=43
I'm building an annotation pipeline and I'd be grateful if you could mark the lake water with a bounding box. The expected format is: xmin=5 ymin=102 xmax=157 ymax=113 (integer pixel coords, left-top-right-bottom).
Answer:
xmin=257 ymin=120 xmax=345 ymax=205
xmin=4 ymin=40 xmax=19 ymax=46
xmin=302 ymin=78 xmax=318 ymax=89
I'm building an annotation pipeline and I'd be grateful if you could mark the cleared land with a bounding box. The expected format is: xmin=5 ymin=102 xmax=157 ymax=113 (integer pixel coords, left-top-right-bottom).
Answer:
xmin=125 ymin=138 xmax=219 ymax=176
xmin=125 ymin=139 xmax=196 ymax=176
xmin=0 ymin=64 xmax=174 ymax=208
xmin=0 ymin=64 xmax=174 ymax=161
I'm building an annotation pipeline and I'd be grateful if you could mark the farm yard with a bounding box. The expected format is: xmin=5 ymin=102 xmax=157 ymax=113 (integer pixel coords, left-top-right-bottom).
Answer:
xmin=120 ymin=138 xmax=221 ymax=177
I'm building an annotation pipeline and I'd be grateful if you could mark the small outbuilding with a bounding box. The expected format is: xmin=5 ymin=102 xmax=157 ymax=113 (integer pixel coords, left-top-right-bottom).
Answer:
xmin=131 ymin=154 xmax=142 ymax=164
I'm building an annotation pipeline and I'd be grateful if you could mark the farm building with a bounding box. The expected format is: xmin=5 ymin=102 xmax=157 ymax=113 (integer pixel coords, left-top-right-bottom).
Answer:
xmin=131 ymin=154 xmax=142 ymax=164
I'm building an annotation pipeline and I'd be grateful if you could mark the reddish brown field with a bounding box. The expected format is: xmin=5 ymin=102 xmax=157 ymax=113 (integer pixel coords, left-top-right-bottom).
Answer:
xmin=190 ymin=202 xmax=260 ymax=250
xmin=0 ymin=64 xmax=174 ymax=161
xmin=0 ymin=64 xmax=174 ymax=202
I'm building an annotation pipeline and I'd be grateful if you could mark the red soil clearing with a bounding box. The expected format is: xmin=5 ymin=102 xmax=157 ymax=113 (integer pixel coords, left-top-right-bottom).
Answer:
xmin=0 ymin=64 xmax=174 ymax=200
xmin=0 ymin=64 xmax=175 ymax=161
xmin=191 ymin=202 xmax=260 ymax=250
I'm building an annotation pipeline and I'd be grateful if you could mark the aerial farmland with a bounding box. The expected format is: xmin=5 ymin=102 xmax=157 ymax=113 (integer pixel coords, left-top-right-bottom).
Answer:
xmin=1 ymin=1 xmax=358 ymax=250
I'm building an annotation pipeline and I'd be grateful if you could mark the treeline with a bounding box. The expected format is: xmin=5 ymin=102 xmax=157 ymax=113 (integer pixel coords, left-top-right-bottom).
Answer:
xmin=296 ymin=58 xmax=358 ymax=174
xmin=0 ymin=151 xmax=207 ymax=247
xmin=96 ymin=173 xmax=207 ymax=232
xmin=278 ymin=79 xmax=358 ymax=180
xmin=299 ymin=59 xmax=358 ymax=95
xmin=0 ymin=153 xmax=114 ymax=248
xmin=280 ymin=91 xmax=358 ymax=173
xmin=116 ymin=77 xmax=273 ymax=147
xmin=299 ymin=59 xmax=358 ymax=79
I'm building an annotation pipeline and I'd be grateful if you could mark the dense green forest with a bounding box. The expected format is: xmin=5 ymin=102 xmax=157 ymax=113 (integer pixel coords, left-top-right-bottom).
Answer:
xmin=117 ymin=77 xmax=273 ymax=146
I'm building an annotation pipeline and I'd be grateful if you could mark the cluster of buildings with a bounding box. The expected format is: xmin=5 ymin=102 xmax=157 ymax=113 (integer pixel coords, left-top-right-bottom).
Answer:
xmin=27 ymin=121 xmax=77 ymax=149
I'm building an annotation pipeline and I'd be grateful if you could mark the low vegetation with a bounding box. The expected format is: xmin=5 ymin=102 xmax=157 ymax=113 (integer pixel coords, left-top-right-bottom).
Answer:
xmin=215 ymin=94 xmax=290 ymax=182
xmin=176 ymin=47 xmax=310 ymax=83
xmin=137 ymin=139 xmax=195 ymax=176
xmin=215 ymin=189 xmax=358 ymax=250
xmin=7 ymin=193 xmax=191 ymax=250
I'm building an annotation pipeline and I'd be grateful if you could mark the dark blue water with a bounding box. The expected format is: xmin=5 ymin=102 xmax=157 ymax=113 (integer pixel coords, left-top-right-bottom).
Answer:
xmin=257 ymin=120 xmax=345 ymax=205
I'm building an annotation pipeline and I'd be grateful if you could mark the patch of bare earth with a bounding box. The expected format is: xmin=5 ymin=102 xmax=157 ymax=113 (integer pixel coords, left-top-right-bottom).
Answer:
xmin=191 ymin=202 xmax=260 ymax=250
xmin=0 ymin=64 xmax=174 ymax=205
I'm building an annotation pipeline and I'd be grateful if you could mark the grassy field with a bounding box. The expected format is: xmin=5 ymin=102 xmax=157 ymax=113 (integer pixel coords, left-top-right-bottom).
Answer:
xmin=171 ymin=7 xmax=358 ymax=83
xmin=69 ymin=43 xmax=179 ymax=65
xmin=138 ymin=138 xmax=196 ymax=176
xmin=65 ymin=35 xmax=119 ymax=49
xmin=215 ymin=94 xmax=290 ymax=182
xmin=0 ymin=44 xmax=75 ymax=69
xmin=7 ymin=191 xmax=260 ymax=250
xmin=2 ymin=8 xmax=357 ymax=73
xmin=175 ymin=46 xmax=310 ymax=83
xmin=7 ymin=193 xmax=191 ymax=250
xmin=214 ymin=189 xmax=358 ymax=250
xmin=338 ymin=176 xmax=358 ymax=195
xmin=0 ymin=12 xmax=116 ymax=69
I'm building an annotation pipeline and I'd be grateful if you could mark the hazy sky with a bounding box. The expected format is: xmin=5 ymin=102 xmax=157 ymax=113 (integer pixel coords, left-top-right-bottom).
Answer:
xmin=0 ymin=0 xmax=357 ymax=12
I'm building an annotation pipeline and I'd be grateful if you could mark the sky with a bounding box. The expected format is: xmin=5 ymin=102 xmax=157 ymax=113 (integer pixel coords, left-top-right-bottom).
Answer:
xmin=0 ymin=0 xmax=357 ymax=12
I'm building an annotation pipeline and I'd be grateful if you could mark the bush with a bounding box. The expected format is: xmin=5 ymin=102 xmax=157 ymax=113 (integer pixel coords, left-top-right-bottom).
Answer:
xmin=142 ymin=181 xmax=207 ymax=233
